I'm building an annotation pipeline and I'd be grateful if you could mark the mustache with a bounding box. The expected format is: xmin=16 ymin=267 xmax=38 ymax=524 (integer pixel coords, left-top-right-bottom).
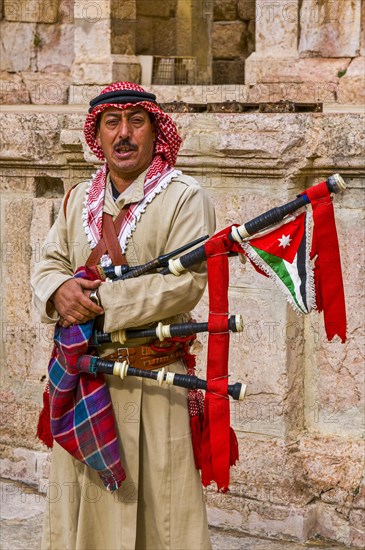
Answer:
xmin=113 ymin=139 xmax=137 ymax=151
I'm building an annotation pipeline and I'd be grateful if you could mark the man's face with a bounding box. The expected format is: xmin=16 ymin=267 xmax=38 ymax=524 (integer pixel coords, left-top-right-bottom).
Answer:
xmin=96 ymin=106 xmax=155 ymax=187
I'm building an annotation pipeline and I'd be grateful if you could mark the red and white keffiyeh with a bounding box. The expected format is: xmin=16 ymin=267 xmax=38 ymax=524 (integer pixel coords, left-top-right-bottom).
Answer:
xmin=83 ymin=81 xmax=183 ymax=263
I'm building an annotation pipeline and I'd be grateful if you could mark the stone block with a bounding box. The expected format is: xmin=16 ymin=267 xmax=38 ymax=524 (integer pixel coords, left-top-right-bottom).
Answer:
xmin=137 ymin=0 xmax=176 ymax=19
xmin=0 ymin=22 xmax=36 ymax=72
xmin=237 ymin=0 xmax=256 ymax=21
xmin=152 ymin=18 xmax=177 ymax=56
xmin=213 ymin=59 xmax=245 ymax=84
xmin=255 ymin=0 xmax=299 ymax=56
xmin=315 ymin=502 xmax=350 ymax=545
xmin=213 ymin=21 xmax=247 ymax=59
xmin=0 ymin=113 xmax=62 ymax=162
xmin=111 ymin=0 xmax=136 ymax=19
xmin=68 ymin=84 xmax=104 ymax=103
xmin=245 ymin=53 xmax=351 ymax=84
xmin=112 ymin=60 xmax=141 ymax=84
xmin=71 ymin=61 xmax=113 ymax=85
xmin=74 ymin=0 xmax=110 ymax=20
xmin=349 ymin=509 xmax=365 ymax=547
xmin=247 ymin=18 xmax=255 ymax=55
xmin=22 ymin=73 xmax=70 ymax=104
xmin=135 ymin=17 xmax=154 ymax=55
xmin=73 ymin=18 xmax=111 ymax=63
xmin=213 ymin=0 xmax=237 ymax=21
xmin=36 ymin=23 xmax=74 ymax=73
xmin=294 ymin=436 xmax=364 ymax=495
xmin=299 ymin=0 xmax=362 ymax=58
xmin=58 ymin=0 xmax=74 ymax=24
xmin=0 ymin=73 xmax=30 ymax=104
xmin=206 ymin=496 xmax=317 ymax=542
xmin=111 ymin=19 xmax=136 ymax=55
xmin=337 ymin=57 xmax=365 ymax=105
xmin=4 ymin=0 xmax=59 ymax=23
xmin=0 ymin=447 xmax=50 ymax=486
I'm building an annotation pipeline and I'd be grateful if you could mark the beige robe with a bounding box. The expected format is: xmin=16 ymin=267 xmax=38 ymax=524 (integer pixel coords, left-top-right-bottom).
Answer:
xmin=31 ymin=168 xmax=216 ymax=550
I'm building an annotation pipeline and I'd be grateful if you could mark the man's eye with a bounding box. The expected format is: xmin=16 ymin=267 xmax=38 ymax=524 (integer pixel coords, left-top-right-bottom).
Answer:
xmin=131 ymin=118 xmax=144 ymax=124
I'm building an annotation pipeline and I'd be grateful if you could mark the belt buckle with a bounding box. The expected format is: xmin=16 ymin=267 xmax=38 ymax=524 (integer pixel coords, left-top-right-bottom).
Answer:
xmin=117 ymin=347 xmax=130 ymax=364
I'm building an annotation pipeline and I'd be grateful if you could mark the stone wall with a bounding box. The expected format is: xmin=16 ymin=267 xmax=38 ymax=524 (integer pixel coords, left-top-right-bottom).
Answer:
xmin=1 ymin=0 xmax=364 ymax=100
xmin=0 ymin=105 xmax=364 ymax=547
xmin=212 ymin=0 xmax=255 ymax=84
xmin=0 ymin=0 xmax=74 ymax=104
xmin=246 ymin=0 xmax=365 ymax=104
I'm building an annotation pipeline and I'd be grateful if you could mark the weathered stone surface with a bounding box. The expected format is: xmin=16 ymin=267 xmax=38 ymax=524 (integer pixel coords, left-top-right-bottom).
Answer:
xmin=58 ymin=0 xmax=74 ymax=24
xmin=36 ymin=23 xmax=74 ymax=73
xmin=293 ymin=436 xmax=364 ymax=498
xmin=361 ymin=0 xmax=365 ymax=56
xmin=349 ymin=509 xmax=365 ymax=547
xmin=0 ymin=113 xmax=62 ymax=161
xmin=237 ymin=0 xmax=256 ymax=21
xmin=72 ymin=62 xmax=113 ymax=85
xmin=152 ymin=17 xmax=177 ymax=56
xmin=111 ymin=18 xmax=136 ymax=55
xmin=135 ymin=17 xmax=154 ymax=54
xmin=315 ymin=502 xmax=351 ymax=545
xmin=213 ymin=0 xmax=237 ymax=21
xmin=0 ymin=447 xmax=50 ymax=487
xmin=4 ymin=0 xmax=59 ymax=23
xmin=73 ymin=18 xmax=111 ymax=63
xmin=247 ymin=18 xmax=255 ymax=55
xmin=213 ymin=59 xmax=245 ymax=84
xmin=74 ymin=0 xmax=111 ymax=20
xmin=299 ymin=0 xmax=362 ymax=58
xmin=245 ymin=55 xmax=351 ymax=84
xmin=0 ymin=108 xmax=364 ymax=549
xmin=22 ymin=72 xmax=71 ymax=104
xmin=111 ymin=0 xmax=136 ymax=20
xmin=207 ymin=496 xmax=317 ymax=542
xmin=0 ymin=73 xmax=30 ymax=104
xmin=212 ymin=21 xmax=247 ymax=59
xmin=337 ymin=57 xmax=365 ymax=105
xmin=255 ymin=0 xmax=299 ymax=56
xmin=0 ymin=22 xmax=36 ymax=72
xmin=112 ymin=60 xmax=141 ymax=83
xmin=137 ymin=0 xmax=176 ymax=19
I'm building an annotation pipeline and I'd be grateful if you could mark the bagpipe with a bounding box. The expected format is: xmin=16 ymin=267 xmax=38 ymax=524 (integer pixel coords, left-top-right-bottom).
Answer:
xmin=40 ymin=173 xmax=347 ymax=493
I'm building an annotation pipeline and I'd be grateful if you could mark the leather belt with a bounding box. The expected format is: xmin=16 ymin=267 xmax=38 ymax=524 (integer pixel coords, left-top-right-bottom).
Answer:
xmin=102 ymin=342 xmax=185 ymax=371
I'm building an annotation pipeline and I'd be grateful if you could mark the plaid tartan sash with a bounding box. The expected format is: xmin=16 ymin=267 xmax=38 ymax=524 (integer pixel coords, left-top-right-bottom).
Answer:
xmin=47 ymin=266 xmax=126 ymax=492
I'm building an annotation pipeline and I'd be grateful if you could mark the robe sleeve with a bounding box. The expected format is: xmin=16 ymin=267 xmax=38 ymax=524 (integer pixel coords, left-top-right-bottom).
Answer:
xmin=99 ymin=183 xmax=216 ymax=333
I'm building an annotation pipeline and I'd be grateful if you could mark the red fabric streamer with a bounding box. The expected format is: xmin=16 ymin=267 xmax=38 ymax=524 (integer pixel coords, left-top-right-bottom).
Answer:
xmin=201 ymin=231 xmax=239 ymax=492
xmin=36 ymin=382 xmax=53 ymax=448
xmin=304 ymin=182 xmax=347 ymax=342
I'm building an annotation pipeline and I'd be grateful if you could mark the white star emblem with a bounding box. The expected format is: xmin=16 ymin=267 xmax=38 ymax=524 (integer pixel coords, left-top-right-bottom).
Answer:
xmin=278 ymin=234 xmax=291 ymax=248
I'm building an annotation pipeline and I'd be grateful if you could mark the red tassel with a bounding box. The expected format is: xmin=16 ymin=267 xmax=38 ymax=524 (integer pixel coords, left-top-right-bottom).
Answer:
xmin=190 ymin=415 xmax=203 ymax=470
xmin=229 ymin=427 xmax=239 ymax=466
xmin=36 ymin=387 xmax=53 ymax=448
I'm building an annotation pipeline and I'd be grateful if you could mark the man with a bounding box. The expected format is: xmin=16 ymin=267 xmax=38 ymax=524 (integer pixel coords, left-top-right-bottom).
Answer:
xmin=32 ymin=81 xmax=215 ymax=549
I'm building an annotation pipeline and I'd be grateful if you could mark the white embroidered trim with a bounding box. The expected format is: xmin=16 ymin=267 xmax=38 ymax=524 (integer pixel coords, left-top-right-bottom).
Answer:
xmin=82 ymin=167 xmax=182 ymax=267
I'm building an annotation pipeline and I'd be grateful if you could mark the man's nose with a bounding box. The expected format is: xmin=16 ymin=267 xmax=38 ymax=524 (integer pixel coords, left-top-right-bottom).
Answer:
xmin=118 ymin=119 xmax=131 ymax=139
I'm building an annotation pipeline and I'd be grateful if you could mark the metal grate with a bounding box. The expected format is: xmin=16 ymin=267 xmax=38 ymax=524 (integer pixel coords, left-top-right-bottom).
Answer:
xmin=152 ymin=56 xmax=196 ymax=85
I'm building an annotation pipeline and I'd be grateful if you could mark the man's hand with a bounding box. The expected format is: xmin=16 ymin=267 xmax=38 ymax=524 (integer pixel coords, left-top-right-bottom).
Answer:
xmin=51 ymin=279 xmax=104 ymax=327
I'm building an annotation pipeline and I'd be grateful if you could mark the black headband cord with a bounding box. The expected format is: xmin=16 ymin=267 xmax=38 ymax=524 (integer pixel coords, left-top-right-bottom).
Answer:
xmin=89 ymin=90 xmax=157 ymax=113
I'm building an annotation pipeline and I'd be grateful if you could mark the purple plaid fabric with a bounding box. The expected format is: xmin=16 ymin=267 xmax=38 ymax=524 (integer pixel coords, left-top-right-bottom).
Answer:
xmin=48 ymin=266 xmax=126 ymax=492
